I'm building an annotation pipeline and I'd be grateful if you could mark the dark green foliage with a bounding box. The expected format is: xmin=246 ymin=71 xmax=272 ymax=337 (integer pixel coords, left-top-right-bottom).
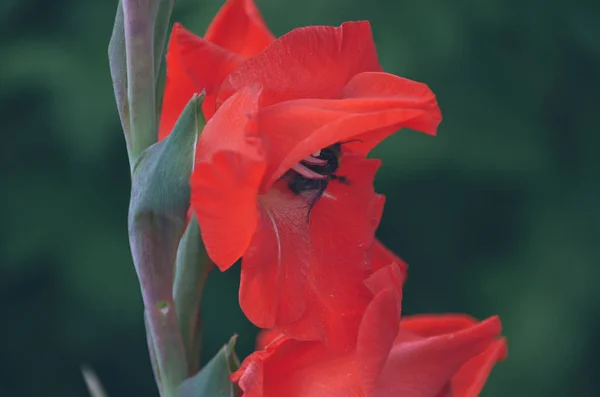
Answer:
xmin=0 ymin=0 xmax=598 ymax=396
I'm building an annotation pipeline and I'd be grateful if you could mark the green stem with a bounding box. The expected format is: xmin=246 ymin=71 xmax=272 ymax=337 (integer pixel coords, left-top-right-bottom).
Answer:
xmin=129 ymin=213 xmax=188 ymax=397
xmin=145 ymin=311 xmax=165 ymax=397
xmin=127 ymin=96 xmax=202 ymax=396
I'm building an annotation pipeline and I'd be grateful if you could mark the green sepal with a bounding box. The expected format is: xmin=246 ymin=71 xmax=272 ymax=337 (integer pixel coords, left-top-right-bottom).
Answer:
xmin=178 ymin=336 xmax=241 ymax=397
xmin=174 ymin=214 xmax=212 ymax=374
xmin=130 ymin=92 xmax=204 ymax=215
xmin=128 ymin=93 xmax=205 ymax=396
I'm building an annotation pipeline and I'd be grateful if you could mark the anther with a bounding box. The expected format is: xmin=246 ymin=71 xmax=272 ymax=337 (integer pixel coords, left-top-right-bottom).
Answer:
xmin=302 ymin=155 xmax=327 ymax=165
xmin=291 ymin=163 xmax=328 ymax=180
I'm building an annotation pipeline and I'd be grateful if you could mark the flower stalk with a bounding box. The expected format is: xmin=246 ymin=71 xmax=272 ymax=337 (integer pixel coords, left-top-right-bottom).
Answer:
xmin=110 ymin=0 xmax=203 ymax=393
xmin=128 ymin=94 xmax=203 ymax=396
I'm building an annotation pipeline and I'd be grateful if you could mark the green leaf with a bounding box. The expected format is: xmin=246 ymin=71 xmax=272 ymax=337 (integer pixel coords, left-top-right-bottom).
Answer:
xmin=178 ymin=336 xmax=240 ymax=397
xmin=174 ymin=214 xmax=212 ymax=374
xmin=81 ymin=366 xmax=109 ymax=397
xmin=130 ymin=93 xmax=204 ymax=216
xmin=128 ymin=94 xmax=205 ymax=397
xmin=154 ymin=0 xmax=175 ymax=86
xmin=108 ymin=0 xmax=131 ymax=161
xmin=153 ymin=0 xmax=174 ymax=128
xmin=226 ymin=338 xmax=242 ymax=397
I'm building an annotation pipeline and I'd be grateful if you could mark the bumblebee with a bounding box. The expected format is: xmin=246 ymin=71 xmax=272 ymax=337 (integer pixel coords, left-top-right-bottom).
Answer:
xmin=286 ymin=142 xmax=350 ymax=218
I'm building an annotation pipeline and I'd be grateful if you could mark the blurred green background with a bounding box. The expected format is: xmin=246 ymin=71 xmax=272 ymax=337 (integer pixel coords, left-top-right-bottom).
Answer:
xmin=1 ymin=0 xmax=598 ymax=396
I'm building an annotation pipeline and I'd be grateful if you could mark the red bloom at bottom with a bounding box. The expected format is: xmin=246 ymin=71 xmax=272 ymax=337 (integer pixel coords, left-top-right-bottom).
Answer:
xmin=232 ymin=265 xmax=507 ymax=397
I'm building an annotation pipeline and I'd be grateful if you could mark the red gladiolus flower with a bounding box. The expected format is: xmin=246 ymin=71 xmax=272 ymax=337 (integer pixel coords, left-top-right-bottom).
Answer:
xmin=232 ymin=264 xmax=507 ymax=397
xmin=160 ymin=0 xmax=441 ymax=345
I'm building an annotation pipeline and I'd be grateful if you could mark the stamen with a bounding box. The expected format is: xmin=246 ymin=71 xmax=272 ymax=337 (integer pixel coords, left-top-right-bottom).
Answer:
xmin=312 ymin=150 xmax=321 ymax=157
xmin=292 ymin=163 xmax=327 ymax=180
xmin=302 ymin=155 xmax=327 ymax=165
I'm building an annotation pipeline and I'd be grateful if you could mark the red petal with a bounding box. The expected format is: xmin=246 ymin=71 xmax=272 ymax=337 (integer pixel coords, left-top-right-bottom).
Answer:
xmin=238 ymin=189 xmax=311 ymax=327
xmin=232 ymin=336 xmax=291 ymax=397
xmin=341 ymin=71 xmax=442 ymax=154
xmin=275 ymin=156 xmax=385 ymax=350
xmin=233 ymin=337 xmax=359 ymax=397
xmin=400 ymin=314 xmax=479 ymax=337
xmin=205 ymin=0 xmax=275 ymax=57
xmin=256 ymin=73 xmax=441 ymax=187
xmin=190 ymin=85 xmax=266 ymax=270
xmin=450 ymin=338 xmax=508 ymax=397
xmin=254 ymin=248 xmax=405 ymax=353
xmin=159 ymin=23 xmax=244 ymax=139
xmin=256 ymin=328 xmax=284 ymax=350
xmin=356 ymin=264 xmax=405 ymax=396
xmin=217 ymin=21 xmax=382 ymax=108
xmin=369 ymin=316 xmax=503 ymax=397
xmin=363 ymin=263 xmax=404 ymax=305
xmin=399 ymin=314 xmax=507 ymax=396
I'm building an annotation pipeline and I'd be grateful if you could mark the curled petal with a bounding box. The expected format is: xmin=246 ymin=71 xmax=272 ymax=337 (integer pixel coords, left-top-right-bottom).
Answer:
xmin=257 ymin=73 xmax=441 ymax=187
xmin=159 ymin=23 xmax=244 ymax=139
xmin=450 ymin=338 xmax=508 ymax=397
xmin=190 ymin=85 xmax=265 ymax=270
xmin=235 ymin=317 xmax=505 ymax=397
xmin=233 ymin=337 xmax=357 ymax=397
xmin=371 ymin=316 xmax=503 ymax=397
xmin=205 ymin=0 xmax=276 ymax=57
xmin=341 ymin=71 xmax=442 ymax=154
xmin=398 ymin=315 xmax=507 ymax=397
xmin=357 ymin=264 xmax=405 ymax=396
xmin=400 ymin=314 xmax=480 ymax=337
xmin=218 ymin=21 xmax=382 ymax=107
xmin=363 ymin=261 xmax=405 ymax=301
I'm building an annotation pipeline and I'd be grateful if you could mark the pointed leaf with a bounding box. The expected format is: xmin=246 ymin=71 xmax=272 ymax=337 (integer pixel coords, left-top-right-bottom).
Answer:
xmin=178 ymin=336 xmax=239 ymax=397
xmin=226 ymin=337 xmax=242 ymax=397
xmin=154 ymin=0 xmax=175 ymax=85
xmin=108 ymin=1 xmax=131 ymax=160
xmin=174 ymin=214 xmax=213 ymax=374
xmin=154 ymin=0 xmax=174 ymax=127
xmin=130 ymin=93 xmax=204 ymax=216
